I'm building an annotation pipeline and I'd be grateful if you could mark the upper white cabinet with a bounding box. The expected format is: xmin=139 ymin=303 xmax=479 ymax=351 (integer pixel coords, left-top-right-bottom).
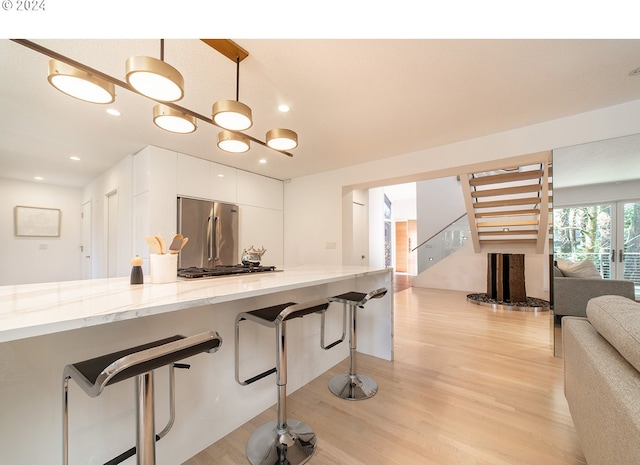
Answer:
xmin=210 ymin=163 xmax=237 ymax=204
xmin=237 ymin=170 xmax=283 ymax=210
xmin=176 ymin=154 xmax=211 ymax=200
xmin=176 ymin=153 xmax=238 ymax=203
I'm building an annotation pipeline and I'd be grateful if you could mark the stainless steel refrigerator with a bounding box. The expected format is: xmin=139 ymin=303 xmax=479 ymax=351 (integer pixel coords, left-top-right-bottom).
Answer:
xmin=177 ymin=197 xmax=239 ymax=268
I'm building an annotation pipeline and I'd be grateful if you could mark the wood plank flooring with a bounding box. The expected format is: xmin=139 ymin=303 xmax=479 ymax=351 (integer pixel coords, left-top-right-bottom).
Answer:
xmin=184 ymin=287 xmax=585 ymax=465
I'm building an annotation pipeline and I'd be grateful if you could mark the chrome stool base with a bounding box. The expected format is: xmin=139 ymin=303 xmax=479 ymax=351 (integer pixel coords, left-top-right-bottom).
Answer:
xmin=246 ymin=419 xmax=317 ymax=465
xmin=328 ymin=373 xmax=378 ymax=400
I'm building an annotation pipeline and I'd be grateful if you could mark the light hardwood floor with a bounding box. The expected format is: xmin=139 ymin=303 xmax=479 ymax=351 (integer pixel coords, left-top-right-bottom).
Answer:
xmin=184 ymin=287 xmax=585 ymax=465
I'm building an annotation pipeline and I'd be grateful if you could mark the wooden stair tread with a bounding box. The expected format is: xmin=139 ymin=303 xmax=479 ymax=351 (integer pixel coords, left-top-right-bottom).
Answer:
xmin=469 ymin=169 xmax=543 ymax=186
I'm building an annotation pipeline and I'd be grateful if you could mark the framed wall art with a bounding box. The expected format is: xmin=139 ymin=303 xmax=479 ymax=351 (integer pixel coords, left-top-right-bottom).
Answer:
xmin=14 ymin=205 xmax=61 ymax=237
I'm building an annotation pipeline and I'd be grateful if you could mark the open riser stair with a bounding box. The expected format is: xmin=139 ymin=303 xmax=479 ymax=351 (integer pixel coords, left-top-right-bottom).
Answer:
xmin=460 ymin=153 xmax=553 ymax=254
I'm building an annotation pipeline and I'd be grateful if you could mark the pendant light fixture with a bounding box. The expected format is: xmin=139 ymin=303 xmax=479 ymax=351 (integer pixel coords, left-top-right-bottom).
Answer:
xmin=16 ymin=39 xmax=298 ymax=160
xmin=217 ymin=130 xmax=250 ymax=153
xmin=126 ymin=40 xmax=184 ymax=102
xmin=153 ymin=104 xmax=197 ymax=134
xmin=266 ymin=128 xmax=298 ymax=151
xmin=212 ymin=56 xmax=253 ymax=132
xmin=47 ymin=59 xmax=115 ymax=104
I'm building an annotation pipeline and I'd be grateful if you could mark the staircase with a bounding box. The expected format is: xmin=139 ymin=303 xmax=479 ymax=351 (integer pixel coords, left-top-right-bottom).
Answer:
xmin=460 ymin=152 xmax=553 ymax=254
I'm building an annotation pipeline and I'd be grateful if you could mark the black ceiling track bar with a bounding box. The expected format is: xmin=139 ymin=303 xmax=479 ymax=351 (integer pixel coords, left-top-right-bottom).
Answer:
xmin=11 ymin=39 xmax=294 ymax=158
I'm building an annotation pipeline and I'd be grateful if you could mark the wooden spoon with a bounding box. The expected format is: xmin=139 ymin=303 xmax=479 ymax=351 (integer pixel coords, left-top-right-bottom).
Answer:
xmin=180 ymin=237 xmax=189 ymax=251
xmin=155 ymin=235 xmax=166 ymax=254
xmin=169 ymin=234 xmax=184 ymax=253
xmin=144 ymin=236 xmax=162 ymax=255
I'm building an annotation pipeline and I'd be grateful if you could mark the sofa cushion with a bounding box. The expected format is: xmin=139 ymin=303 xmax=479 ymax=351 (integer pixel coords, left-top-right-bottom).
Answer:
xmin=587 ymin=295 xmax=640 ymax=372
xmin=556 ymin=258 xmax=602 ymax=279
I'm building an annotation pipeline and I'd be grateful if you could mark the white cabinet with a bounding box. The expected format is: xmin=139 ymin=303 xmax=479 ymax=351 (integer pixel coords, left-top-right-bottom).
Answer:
xmin=210 ymin=162 xmax=237 ymax=203
xmin=136 ymin=147 xmax=283 ymax=266
xmin=237 ymin=170 xmax=283 ymax=210
xmin=176 ymin=153 xmax=238 ymax=203
xmin=176 ymin=154 xmax=211 ymax=200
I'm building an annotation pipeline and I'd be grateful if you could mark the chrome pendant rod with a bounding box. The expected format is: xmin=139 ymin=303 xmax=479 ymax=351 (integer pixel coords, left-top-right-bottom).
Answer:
xmin=11 ymin=39 xmax=294 ymax=158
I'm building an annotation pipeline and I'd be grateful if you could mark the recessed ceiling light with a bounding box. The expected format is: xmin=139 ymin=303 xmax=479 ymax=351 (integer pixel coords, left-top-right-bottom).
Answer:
xmin=259 ymin=159 xmax=267 ymax=164
xmin=69 ymin=156 xmax=81 ymax=161
xmin=106 ymin=108 xmax=121 ymax=116
xmin=34 ymin=176 xmax=44 ymax=181
xmin=629 ymin=66 xmax=640 ymax=76
xmin=217 ymin=174 xmax=225 ymax=178
xmin=278 ymin=104 xmax=290 ymax=113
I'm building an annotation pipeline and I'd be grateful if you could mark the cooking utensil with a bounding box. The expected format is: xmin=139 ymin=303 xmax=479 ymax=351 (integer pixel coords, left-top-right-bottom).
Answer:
xmin=155 ymin=235 xmax=166 ymax=254
xmin=180 ymin=237 xmax=189 ymax=251
xmin=145 ymin=236 xmax=162 ymax=255
xmin=169 ymin=234 xmax=184 ymax=253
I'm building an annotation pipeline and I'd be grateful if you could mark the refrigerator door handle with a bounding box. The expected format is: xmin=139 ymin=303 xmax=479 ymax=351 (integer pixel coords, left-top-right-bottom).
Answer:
xmin=214 ymin=216 xmax=221 ymax=265
xmin=207 ymin=215 xmax=213 ymax=262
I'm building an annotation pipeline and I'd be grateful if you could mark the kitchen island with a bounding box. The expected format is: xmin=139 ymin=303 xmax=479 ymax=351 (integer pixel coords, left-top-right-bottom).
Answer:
xmin=0 ymin=265 xmax=392 ymax=465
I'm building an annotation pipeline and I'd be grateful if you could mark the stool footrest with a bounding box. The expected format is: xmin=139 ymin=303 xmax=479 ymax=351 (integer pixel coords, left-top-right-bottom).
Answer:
xmin=102 ymin=433 xmax=160 ymax=465
xmin=243 ymin=367 xmax=277 ymax=385
xmin=323 ymin=339 xmax=344 ymax=350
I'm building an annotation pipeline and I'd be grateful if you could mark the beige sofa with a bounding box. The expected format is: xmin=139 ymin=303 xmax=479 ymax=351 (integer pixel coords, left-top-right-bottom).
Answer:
xmin=562 ymin=295 xmax=640 ymax=464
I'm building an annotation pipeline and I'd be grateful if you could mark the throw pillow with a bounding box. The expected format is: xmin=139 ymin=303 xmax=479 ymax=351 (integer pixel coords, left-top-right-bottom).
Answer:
xmin=556 ymin=258 xmax=602 ymax=279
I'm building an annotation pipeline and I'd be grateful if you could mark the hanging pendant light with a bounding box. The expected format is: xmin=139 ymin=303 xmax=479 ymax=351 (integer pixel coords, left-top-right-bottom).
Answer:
xmin=212 ymin=99 xmax=252 ymax=131
xmin=212 ymin=56 xmax=253 ymax=131
xmin=126 ymin=40 xmax=184 ymax=102
xmin=47 ymin=59 xmax=115 ymax=104
xmin=217 ymin=130 xmax=250 ymax=153
xmin=153 ymin=104 xmax=197 ymax=134
xmin=266 ymin=128 xmax=298 ymax=151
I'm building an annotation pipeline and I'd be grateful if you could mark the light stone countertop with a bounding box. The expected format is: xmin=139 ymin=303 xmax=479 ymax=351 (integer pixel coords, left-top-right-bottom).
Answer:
xmin=0 ymin=265 xmax=390 ymax=343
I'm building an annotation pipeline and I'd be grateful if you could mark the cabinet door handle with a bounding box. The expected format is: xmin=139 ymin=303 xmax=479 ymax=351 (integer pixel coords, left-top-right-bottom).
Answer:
xmin=611 ymin=250 xmax=616 ymax=262
xmin=619 ymin=250 xmax=624 ymax=262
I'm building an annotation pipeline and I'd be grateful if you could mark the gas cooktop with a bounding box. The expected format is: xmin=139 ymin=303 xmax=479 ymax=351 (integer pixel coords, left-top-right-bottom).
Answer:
xmin=177 ymin=265 xmax=277 ymax=279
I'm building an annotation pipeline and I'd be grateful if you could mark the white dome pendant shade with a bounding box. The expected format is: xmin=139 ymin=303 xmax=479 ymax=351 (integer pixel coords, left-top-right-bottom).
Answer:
xmin=153 ymin=104 xmax=197 ymax=134
xmin=212 ymin=100 xmax=253 ymax=131
xmin=125 ymin=56 xmax=184 ymax=102
xmin=217 ymin=130 xmax=250 ymax=153
xmin=47 ymin=59 xmax=115 ymax=104
xmin=266 ymin=128 xmax=298 ymax=151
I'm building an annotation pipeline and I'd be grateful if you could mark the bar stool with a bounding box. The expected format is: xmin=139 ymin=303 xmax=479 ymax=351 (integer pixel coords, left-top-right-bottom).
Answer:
xmin=325 ymin=287 xmax=388 ymax=400
xmin=235 ymin=299 xmax=330 ymax=465
xmin=62 ymin=331 xmax=222 ymax=465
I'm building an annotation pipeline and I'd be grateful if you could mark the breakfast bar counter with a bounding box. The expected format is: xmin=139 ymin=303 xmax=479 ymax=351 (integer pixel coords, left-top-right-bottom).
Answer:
xmin=0 ymin=265 xmax=393 ymax=465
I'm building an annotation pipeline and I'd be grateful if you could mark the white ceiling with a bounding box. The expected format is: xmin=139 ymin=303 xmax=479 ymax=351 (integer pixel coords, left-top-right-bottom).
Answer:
xmin=1 ymin=39 xmax=640 ymax=188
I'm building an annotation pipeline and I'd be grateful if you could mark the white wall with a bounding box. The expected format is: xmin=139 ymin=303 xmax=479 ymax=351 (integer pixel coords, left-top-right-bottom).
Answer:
xmin=0 ymin=178 xmax=83 ymax=285
xmin=411 ymin=240 xmax=549 ymax=298
xmin=368 ymin=187 xmax=386 ymax=269
xmin=83 ymin=154 xmax=134 ymax=279
xmin=284 ymin=99 xmax=640 ymax=292
xmin=415 ymin=176 xmax=466 ymax=274
xmin=389 ymin=197 xmax=416 ymax=221
xmin=554 ymin=179 xmax=640 ymax=207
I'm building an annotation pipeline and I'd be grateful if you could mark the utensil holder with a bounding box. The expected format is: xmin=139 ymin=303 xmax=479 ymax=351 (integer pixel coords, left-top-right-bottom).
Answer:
xmin=150 ymin=254 xmax=177 ymax=283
